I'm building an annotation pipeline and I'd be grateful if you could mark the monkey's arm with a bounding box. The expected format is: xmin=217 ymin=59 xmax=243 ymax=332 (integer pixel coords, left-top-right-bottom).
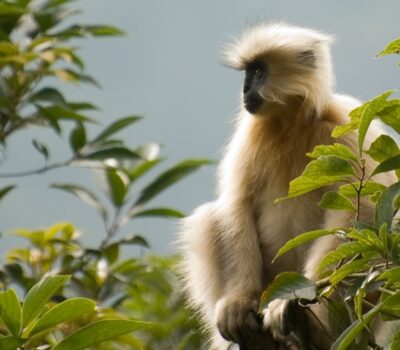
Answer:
xmin=181 ymin=200 xmax=265 ymax=348
xmin=213 ymin=200 xmax=266 ymax=343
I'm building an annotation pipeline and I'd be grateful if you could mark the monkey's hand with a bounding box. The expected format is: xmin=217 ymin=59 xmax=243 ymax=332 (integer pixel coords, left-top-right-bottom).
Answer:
xmin=215 ymin=294 xmax=262 ymax=344
xmin=262 ymin=299 xmax=291 ymax=339
xmin=263 ymin=299 xmax=312 ymax=349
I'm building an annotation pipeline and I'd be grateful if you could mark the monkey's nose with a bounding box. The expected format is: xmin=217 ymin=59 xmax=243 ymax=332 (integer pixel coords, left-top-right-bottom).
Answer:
xmin=244 ymin=93 xmax=263 ymax=114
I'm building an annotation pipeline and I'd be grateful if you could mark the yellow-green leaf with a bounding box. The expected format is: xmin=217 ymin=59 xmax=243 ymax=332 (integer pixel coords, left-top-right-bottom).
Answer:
xmin=31 ymin=298 xmax=96 ymax=335
xmin=0 ymin=289 xmax=22 ymax=336
xmin=307 ymin=143 xmax=356 ymax=161
xmin=377 ymin=38 xmax=400 ymax=57
xmin=366 ymin=134 xmax=400 ymax=162
xmin=319 ymin=191 xmax=355 ymax=211
xmin=52 ymin=319 xmax=153 ymax=350
xmin=279 ymin=156 xmax=354 ymax=200
xmin=22 ymin=275 xmax=70 ymax=328
xmin=273 ymin=229 xmax=334 ymax=262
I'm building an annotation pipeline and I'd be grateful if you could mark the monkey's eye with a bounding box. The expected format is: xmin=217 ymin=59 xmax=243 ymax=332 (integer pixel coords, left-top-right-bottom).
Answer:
xmin=246 ymin=61 xmax=265 ymax=80
xmin=254 ymin=67 xmax=263 ymax=78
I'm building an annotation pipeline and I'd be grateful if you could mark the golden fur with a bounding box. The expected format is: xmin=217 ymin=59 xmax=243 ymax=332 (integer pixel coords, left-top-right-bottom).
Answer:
xmin=179 ymin=23 xmax=394 ymax=349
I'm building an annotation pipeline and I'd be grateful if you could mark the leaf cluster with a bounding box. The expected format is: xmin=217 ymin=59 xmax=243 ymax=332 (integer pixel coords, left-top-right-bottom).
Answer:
xmin=0 ymin=274 xmax=152 ymax=350
xmin=1 ymin=222 xmax=205 ymax=349
xmin=0 ymin=1 xmax=209 ymax=349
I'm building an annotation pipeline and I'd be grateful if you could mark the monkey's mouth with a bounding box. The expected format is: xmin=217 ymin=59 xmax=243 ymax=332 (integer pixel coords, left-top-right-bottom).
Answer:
xmin=244 ymin=94 xmax=263 ymax=114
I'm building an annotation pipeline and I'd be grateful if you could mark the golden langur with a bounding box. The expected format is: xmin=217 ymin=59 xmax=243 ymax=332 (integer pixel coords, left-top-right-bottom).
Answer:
xmin=179 ymin=23 xmax=394 ymax=349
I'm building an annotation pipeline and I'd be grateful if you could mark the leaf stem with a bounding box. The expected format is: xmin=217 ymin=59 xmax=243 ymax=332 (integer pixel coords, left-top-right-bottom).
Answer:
xmin=355 ymin=159 xmax=366 ymax=222
xmin=101 ymin=206 xmax=123 ymax=248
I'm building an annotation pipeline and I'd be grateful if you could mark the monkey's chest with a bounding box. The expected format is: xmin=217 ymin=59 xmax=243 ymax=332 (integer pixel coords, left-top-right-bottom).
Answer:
xmin=255 ymin=189 xmax=324 ymax=272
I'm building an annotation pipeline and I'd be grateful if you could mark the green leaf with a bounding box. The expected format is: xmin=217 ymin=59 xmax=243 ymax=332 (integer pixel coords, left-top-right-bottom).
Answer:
xmin=135 ymin=159 xmax=213 ymax=205
xmin=67 ymin=102 xmax=98 ymax=111
xmin=0 ymin=289 xmax=22 ymax=336
xmin=332 ymin=92 xmax=394 ymax=141
xmin=54 ymin=25 xmax=124 ymax=39
xmin=329 ymin=259 xmax=370 ymax=285
xmin=279 ymin=156 xmax=355 ymax=200
xmin=377 ymin=38 xmax=400 ymax=57
xmin=318 ymin=191 xmax=355 ymax=211
xmin=0 ymin=336 xmax=23 ymax=350
xmin=22 ymin=275 xmax=70 ymax=328
xmin=391 ymin=330 xmax=400 ymax=350
xmin=307 ymin=143 xmax=357 ymax=161
xmin=379 ymin=223 xmax=388 ymax=253
xmin=32 ymin=139 xmax=49 ymax=160
xmin=378 ymin=267 xmax=400 ymax=285
xmin=53 ymin=69 xmax=99 ymax=87
xmin=331 ymin=304 xmax=382 ymax=350
xmin=332 ymin=104 xmax=364 ymax=138
xmin=379 ymin=102 xmax=400 ymax=133
xmin=37 ymin=105 xmax=95 ymax=123
xmin=382 ymin=294 xmax=400 ymax=315
xmin=69 ymin=123 xmax=86 ymax=152
xmin=4 ymin=263 xmax=23 ymax=282
xmin=30 ymin=87 xmax=66 ymax=107
xmin=327 ymin=300 xmax=352 ymax=340
xmin=0 ymin=42 xmax=18 ymax=55
xmin=83 ymin=147 xmax=140 ymax=161
xmin=51 ymin=183 xmax=107 ymax=221
xmin=106 ymin=169 xmax=127 ymax=207
xmin=358 ymin=91 xmax=395 ymax=154
xmin=118 ymin=234 xmax=149 ymax=248
xmin=127 ymin=158 xmax=163 ymax=182
xmin=103 ymin=243 xmax=119 ymax=264
xmin=339 ymin=182 xmax=386 ymax=198
xmin=42 ymin=0 xmax=76 ymax=10
xmin=31 ymin=298 xmax=96 ymax=335
xmin=33 ymin=10 xmax=73 ymax=33
xmin=52 ymin=319 xmax=153 ymax=350
xmin=0 ymin=4 xmax=27 ymax=35
xmin=318 ymin=242 xmax=367 ymax=272
xmin=347 ymin=229 xmax=384 ymax=252
xmin=273 ymin=229 xmax=334 ymax=262
xmin=366 ymin=134 xmax=400 ymax=162
xmin=375 ymin=182 xmax=400 ymax=229
xmin=92 ymin=116 xmax=141 ymax=143
xmin=0 ymin=185 xmax=16 ymax=201
xmin=372 ymin=154 xmax=400 ymax=176
xmin=129 ymin=207 xmax=185 ymax=219
xmin=259 ymin=272 xmax=316 ymax=311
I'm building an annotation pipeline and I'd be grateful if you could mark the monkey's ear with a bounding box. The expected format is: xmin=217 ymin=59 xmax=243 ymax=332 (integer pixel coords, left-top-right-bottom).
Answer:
xmin=298 ymin=50 xmax=316 ymax=67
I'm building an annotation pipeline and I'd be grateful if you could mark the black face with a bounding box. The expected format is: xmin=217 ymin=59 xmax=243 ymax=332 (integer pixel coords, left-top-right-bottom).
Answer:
xmin=243 ymin=61 xmax=267 ymax=114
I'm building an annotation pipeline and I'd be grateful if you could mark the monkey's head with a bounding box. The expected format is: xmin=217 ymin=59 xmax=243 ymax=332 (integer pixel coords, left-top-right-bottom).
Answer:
xmin=223 ymin=23 xmax=334 ymax=118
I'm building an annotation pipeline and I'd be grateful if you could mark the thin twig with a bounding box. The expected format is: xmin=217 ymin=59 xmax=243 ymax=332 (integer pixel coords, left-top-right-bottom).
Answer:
xmin=0 ymin=159 xmax=74 ymax=178
xmin=0 ymin=158 xmax=118 ymax=178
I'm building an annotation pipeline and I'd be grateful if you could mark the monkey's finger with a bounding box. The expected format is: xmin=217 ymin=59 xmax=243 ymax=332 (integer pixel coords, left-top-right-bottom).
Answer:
xmin=282 ymin=300 xmax=296 ymax=335
xmin=235 ymin=310 xmax=262 ymax=345
xmin=217 ymin=319 xmax=234 ymax=342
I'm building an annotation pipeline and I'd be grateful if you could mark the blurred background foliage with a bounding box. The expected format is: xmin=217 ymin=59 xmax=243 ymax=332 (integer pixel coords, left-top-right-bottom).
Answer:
xmin=0 ymin=0 xmax=208 ymax=349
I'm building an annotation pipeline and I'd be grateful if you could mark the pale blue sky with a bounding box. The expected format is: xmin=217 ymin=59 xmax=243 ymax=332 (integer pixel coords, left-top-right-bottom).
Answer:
xmin=1 ymin=0 xmax=400 ymax=255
